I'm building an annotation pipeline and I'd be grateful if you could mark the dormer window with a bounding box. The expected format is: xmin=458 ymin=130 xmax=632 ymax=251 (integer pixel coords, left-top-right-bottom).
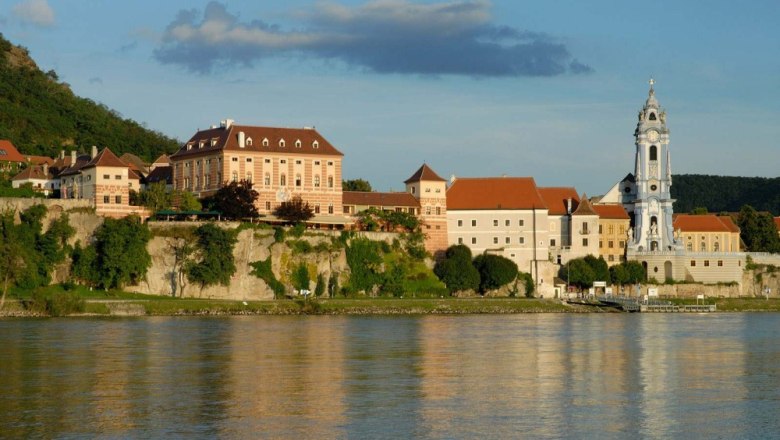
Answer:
xmin=295 ymin=139 xmax=302 ymax=148
xmin=262 ymin=138 xmax=269 ymax=147
xmin=210 ymin=138 xmax=218 ymax=147
xmin=186 ymin=143 xmax=193 ymax=151
xmin=279 ymin=139 xmax=286 ymax=148
xmin=246 ymin=137 xmax=253 ymax=146
xmin=312 ymin=140 xmax=319 ymax=149
xmin=199 ymin=140 xmax=205 ymax=149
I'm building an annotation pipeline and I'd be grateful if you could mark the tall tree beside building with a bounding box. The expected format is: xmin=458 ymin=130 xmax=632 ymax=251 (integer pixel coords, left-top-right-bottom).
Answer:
xmin=203 ymin=180 xmax=259 ymax=220
xmin=738 ymin=205 xmax=780 ymax=252
xmin=342 ymin=179 xmax=373 ymax=192
xmin=274 ymin=196 xmax=314 ymax=223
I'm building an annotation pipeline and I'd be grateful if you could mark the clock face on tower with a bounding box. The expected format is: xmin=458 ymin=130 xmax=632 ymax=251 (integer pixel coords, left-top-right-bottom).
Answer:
xmin=647 ymin=130 xmax=659 ymax=142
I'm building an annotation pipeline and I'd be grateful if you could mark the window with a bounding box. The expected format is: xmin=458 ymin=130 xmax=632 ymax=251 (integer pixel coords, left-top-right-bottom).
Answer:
xmin=205 ymin=175 xmax=211 ymax=188
xmin=295 ymin=140 xmax=301 ymax=148
xmin=599 ymin=224 xmax=603 ymax=234
xmin=246 ymin=173 xmax=252 ymax=183
xmin=582 ymin=222 xmax=589 ymax=234
xmin=687 ymin=243 xmax=693 ymax=252
xmin=458 ymin=237 xmax=463 ymax=244
xmin=599 ymin=240 xmax=603 ymax=248
xmin=232 ymin=157 xmax=238 ymax=162
xmin=519 ymin=219 xmax=524 ymax=227
xmin=314 ymin=175 xmax=320 ymax=187
xmin=691 ymin=260 xmax=696 ymax=267
xmin=232 ymin=172 xmax=238 ymax=182
xmin=246 ymin=138 xmax=252 ymax=146
xmin=115 ymin=195 xmax=121 ymax=204
xmin=619 ymin=241 xmax=625 ymax=248
xmin=314 ymin=205 xmax=320 ymax=214
xmin=264 ymin=173 xmax=270 ymax=185
xmin=650 ymin=145 xmax=658 ymax=161
xmin=493 ymin=220 xmax=498 ymax=227
xmin=505 ymin=220 xmax=510 ymax=227
xmin=246 ymin=158 xmax=252 ymax=162
xmin=505 ymin=237 xmax=510 ymax=244
xmin=279 ymin=139 xmax=286 ymax=148
xmin=327 ymin=161 xmax=333 ymax=166
xmin=550 ymin=239 xmax=556 ymax=246
xmin=608 ymin=240 xmax=614 ymax=248
xmin=426 ymin=207 xmax=431 ymax=215
xmin=704 ymin=260 xmax=710 ymax=267
xmin=471 ymin=220 xmax=477 ymax=227
xmin=187 ymin=143 xmax=193 ymax=150
xmin=411 ymin=187 xmax=416 ymax=194
xmin=280 ymin=159 xmax=287 ymax=164
xmin=265 ymin=159 xmax=271 ymax=164
xmin=471 ymin=237 xmax=477 ymax=244
xmin=313 ymin=141 xmax=319 ymax=149
xmin=700 ymin=242 xmax=706 ymax=252
xmin=328 ymin=176 xmax=334 ymax=188
xmin=314 ymin=161 xmax=320 ymax=165
xmin=582 ymin=238 xmax=589 ymax=246
xmin=295 ymin=174 xmax=302 ymax=187
xmin=115 ymin=175 xmax=121 ymax=180
xmin=458 ymin=220 xmax=463 ymax=227
xmin=184 ymin=177 xmax=190 ymax=189
xmin=714 ymin=242 xmax=720 ymax=252
xmin=436 ymin=188 xmax=441 ymax=193
xmin=608 ymin=255 xmax=614 ymax=262
xmin=295 ymin=160 xmax=302 ymax=165
xmin=262 ymin=138 xmax=269 ymax=147
xmin=328 ymin=204 xmax=334 ymax=214
xmin=103 ymin=195 xmax=109 ymax=203
xmin=425 ymin=188 xmax=431 ymax=193
xmin=103 ymin=174 xmax=110 ymax=179
xmin=280 ymin=174 xmax=286 ymax=186
xmin=436 ymin=207 xmax=441 ymax=215
xmin=265 ymin=201 xmax=271 ymax=210
xmin=519 ymin=237 xmax=525 ymax=244
xmin=718 ymin=260 xmax=723 ymax=267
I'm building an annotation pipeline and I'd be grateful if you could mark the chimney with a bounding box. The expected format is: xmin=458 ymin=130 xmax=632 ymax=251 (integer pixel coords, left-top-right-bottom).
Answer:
xmin=220 ymin=119 xmax=234 ymax=129
xmin=91 ymin=145 xmax=98 ymax=159
xmin=60 ymin=150 xmax=65 ymax=160
xmin=450 ymin=174 xmax=457 ymax=184
xmin=70 ymin=150 xmax=76 ymax=164
xmin=238 ymin=131 xmax=246 ymax=148
xmin=567 ymin=198 xmax=572 ymax=214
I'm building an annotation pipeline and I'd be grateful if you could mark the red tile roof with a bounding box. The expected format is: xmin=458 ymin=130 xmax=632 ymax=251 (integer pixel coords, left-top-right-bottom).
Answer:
xmin=405 ymin=164 xmax=446 ymax=183
xmin=83 ymin=148 xmax=129 ymax=169
xmin=538 ymin=187 xmax=579 ymax=215
xmin=775 ymin=217 xmax=780 ymax=231
xmin=572 ymin=194 xmax=598 ymax=216
xmin=170 ymin=125 xmax=343 ymax=159
xmin=24 ymin=155 xmax=54 ymax=166
xmin=0 ymin=140 xmax=25 ymax=163
xmin=446 ymin=177 xmax=546 ymax=210
xmin=11 ymin=165 xmax=53 ymax=181
xmin=673 ymin=214 xmax=740 ymax=233
xmin=343 ymin=191 xmax=419 ymax=207
xmin=152 ymin=154 xmax=171 ymax=165
xmin=593 ymin=204 xmax=630 ymax=220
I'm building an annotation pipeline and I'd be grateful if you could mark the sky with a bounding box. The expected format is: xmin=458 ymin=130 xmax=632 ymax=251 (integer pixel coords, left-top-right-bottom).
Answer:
xmin=2 ymin=0 xmax=778 ymax=195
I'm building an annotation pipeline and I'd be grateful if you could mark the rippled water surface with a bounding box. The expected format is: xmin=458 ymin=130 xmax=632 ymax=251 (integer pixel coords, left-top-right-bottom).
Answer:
xmin=1 ymin=314 xmax=779 ymax=439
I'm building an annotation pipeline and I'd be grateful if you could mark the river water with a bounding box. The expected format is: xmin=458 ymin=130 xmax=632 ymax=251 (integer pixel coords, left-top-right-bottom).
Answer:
xmin=1 ymin=314 xmax=778 ymax=439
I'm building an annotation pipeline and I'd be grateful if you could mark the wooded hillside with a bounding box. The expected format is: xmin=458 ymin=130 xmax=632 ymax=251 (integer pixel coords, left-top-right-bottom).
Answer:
xmin=0 ymin=33 xmax=179 ymax=161
xmin=671 ymin=174 xmax=780 ymax=215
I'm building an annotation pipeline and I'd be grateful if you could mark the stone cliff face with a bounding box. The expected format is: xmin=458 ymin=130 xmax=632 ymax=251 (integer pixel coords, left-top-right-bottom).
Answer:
xmin=125 ymin=227 xmax=350 ymax=300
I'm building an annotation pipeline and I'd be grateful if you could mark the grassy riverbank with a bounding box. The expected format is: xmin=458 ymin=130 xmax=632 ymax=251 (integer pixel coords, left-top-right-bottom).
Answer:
xmin=3 ymin=285 xmax=780 ymax=316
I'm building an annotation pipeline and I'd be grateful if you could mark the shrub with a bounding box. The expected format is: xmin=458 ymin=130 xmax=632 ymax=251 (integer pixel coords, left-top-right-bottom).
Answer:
xmin=28 ymin=290 xmax=85 ymax=316
xmin=289 ymin=222 xmax=306 ymax=237
xmin=518 ymin=272 xmax=535 ymax=297
xmin=288 ymin=239 xmax=313 ymax=254
xmin=315 ymin=273 xmax=326 ymax=297
xmin=293 ymin=263 xmax=311 ymax=292
xmin=433 ymin=245 xmax=480 ymax=293
xmin=249 ymin=258 xmax=286 ymax=298
xmin=473 ymin=254 xmax=518 ymax=293
xmin=273 ymin=227 xmax=286 ymax=243
xmin=185 ymin=224 xmax=238 ymax=288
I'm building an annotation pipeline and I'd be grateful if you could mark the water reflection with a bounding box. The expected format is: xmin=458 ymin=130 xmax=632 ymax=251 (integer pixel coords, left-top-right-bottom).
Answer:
xmin=1 ymin=314 xmax=778 ymax=438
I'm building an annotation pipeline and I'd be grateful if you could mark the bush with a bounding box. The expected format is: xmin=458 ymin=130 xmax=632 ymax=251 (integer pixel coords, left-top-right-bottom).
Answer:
xmin=518 ymin=272 xmax=535 ymax=297
xmin=288 ymin=239 xmax=313 ymax=254
xmin=28 ymin=290 xmax=85 ymax=316
xmin=273 ymin=227 xmax=286 ymax=243
xmin=185 ymin=224 xmax=238 ymax=288
xmin=293 ymin=263 xmax=311 ymax=292
xmin=315 ymin=273 xmax=326 ymax=297
xmin=433 ymin=245 xmax=480 ymax=293
xmin=473 ymin=254 xmax=518 ymax=293
xmin=289 ymin=222 xmax=306 ymax=238
xmin=249 ymin=258 xmax=286 ymax=298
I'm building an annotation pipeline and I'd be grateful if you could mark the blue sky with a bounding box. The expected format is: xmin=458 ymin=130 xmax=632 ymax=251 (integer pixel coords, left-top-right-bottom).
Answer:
xmin=2 ymin=0 xmax=778 ymax=195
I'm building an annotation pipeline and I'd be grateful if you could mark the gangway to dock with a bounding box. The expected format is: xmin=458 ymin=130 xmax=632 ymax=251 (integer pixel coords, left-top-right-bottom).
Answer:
xmin=595 ymin=295 xmax=716 ymax=313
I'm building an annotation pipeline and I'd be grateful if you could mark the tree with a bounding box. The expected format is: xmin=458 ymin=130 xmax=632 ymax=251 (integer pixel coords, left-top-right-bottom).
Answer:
xmin=345 ymin=238 xmax=384 ymax=293
xmin=274 ymin=196 xmax=314 ymax=223
xmin=738 ymin=205 xmax=780 ymax=252
xmin=185 ymin=224 xmax=238 ymax=289
xmin=343 ymin=179 xmax=372 ymax=192
xmin=167 ymin=228 xmax=196 ymax=297
xmin=473 ymin=254 xmax=519 ymax=293
xmin=0 ymin=210 xmax=26 ymax=309
xmin=293 ymin=263 xmax=311 ymax=292
xmin=175 ymin=190 xmax=202 ymax=212
xmin=562 ymin=258 xmax=595 ymax=290
xmin=690 ymin=207 xmax=709 ymax=215
xmin=433 ymin=245 xmax=480 ymax=293
xmin=140 ymin=181 xmax=172 ymax=212
xmin=315 ymin=273 xmax=326 ymax=297
xmin=609 ymin=261 xmax=646 ymax=286
xmin=584 ymin=255 xmax=611 ymax=284
xmin=381 ymin=262 xmax=406 ymax=297
xmin=203 ymin=180 xmax=259 ymax=220
xmin=91 ymin=216 xmax=152 ymax=289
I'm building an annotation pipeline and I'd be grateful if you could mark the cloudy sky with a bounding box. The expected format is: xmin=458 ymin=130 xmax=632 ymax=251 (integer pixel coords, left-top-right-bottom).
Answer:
xmin=3 ymin=0 xmax=778 ymax=194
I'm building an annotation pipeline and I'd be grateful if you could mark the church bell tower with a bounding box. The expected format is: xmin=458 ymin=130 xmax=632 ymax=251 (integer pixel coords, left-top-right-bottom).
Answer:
xmin=627 ymin=79 xmax=683 ymax=253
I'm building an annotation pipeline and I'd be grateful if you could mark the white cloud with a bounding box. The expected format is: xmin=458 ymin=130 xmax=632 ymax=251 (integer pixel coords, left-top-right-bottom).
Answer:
xmin=12 ymin=0 xmax=55 ymax=27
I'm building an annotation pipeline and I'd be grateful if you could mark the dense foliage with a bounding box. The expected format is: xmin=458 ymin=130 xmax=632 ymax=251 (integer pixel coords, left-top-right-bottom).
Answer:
xmin=185 ymin=224 xmax=238 ymax=288
xmin=249 ymin=257 xmax=286 ymax=298
xmin=609 ymin=261 xmax=646 ymax=286
xmin=203 ymin=180 xmax=259 ymax=220
xmin=562 ymin=256 xmax=646 ymax=290
xmin=738 ymin=205 xmax=780 ymax=253
xmin=345 ymin=238 xmax=385 ymax=293
xmin=672 ymin=174 xmax=780 ymax=215
xmin=472 ymin=254 xmax=519 ymax=293
xmin=0 ymin=34 xmax=178 ymax=161
xmin=274 ymin=195 xmax=313 ymax=223
xmin=71 ymin=215 xmax=151 ymax=289
xmin=342 ymin=179 xmax=373 ymax=192
xmin=293 ymin=263 xmax=311 ymax=292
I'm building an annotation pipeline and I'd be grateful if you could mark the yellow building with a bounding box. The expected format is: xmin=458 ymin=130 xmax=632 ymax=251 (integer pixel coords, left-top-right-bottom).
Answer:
xmin=593 ymin=204 xmax=631 ymax=265
xmin=673 ymin=214 xmax=741 ymax=253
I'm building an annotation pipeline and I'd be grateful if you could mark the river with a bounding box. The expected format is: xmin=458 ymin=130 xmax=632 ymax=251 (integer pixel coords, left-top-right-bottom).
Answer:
xmin=1 ymin=314 xmax=778 ymax=439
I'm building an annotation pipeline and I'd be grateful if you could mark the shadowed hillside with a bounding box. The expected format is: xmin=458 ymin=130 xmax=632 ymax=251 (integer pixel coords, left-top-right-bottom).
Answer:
xmin=0 ymin=33 xmax=179 ymax=161
xmin=671 ymin=174 xmax=780 ymax=215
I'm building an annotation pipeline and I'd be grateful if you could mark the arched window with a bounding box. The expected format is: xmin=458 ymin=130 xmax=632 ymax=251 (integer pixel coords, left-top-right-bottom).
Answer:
xmin=714 ymin=242 xmax=720 ymax=252
xmin=246 ymin=137 xmax=253 ymax=146
xmin=264 ymin=173 xmax=270 ymax=186
xmin=246 ymin=173 xmax=252 ymax=183
xmin=262 ymin=138 xmax=269 ymax=147
xmin=700 ymin=242 xmax=706 ymax=252
xmin=649 ymin=145 xmax=658 ymax=161
xmin=231 ymin=172 xmax=238 ymax=183
xmin=687 ymin=242 xmax=693 ymax=252
xmin=279 ymin=139 xmax=286 ymax=148
xmin=314 ymin=175 xmax=320 ymax=187
xmin=280 ymin=174 xmax=286 ymax=186
xmin=295 ymin=140 xmax=302 ymax=148
xmin=649 ymin=112 xmax=657 ymax=121
xmin=328 ymin=176 xmax=334 ymax=188
xmin=295 ymin=174 xmax=302 ymax=187
xmin=312 ymin=140 xmax=319 ymax=149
